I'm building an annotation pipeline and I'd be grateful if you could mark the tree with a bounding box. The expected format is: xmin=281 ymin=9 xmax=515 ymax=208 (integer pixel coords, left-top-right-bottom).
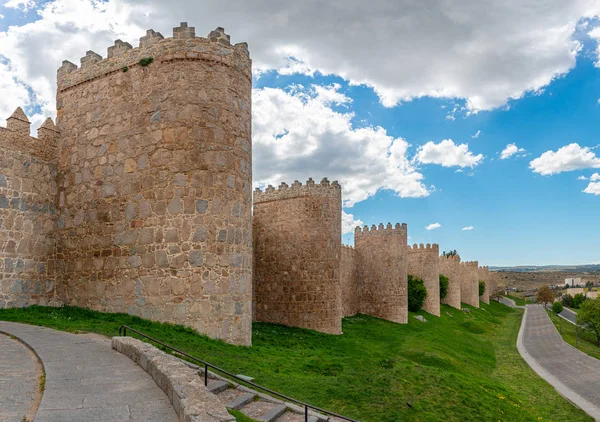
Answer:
xmin=442 ymin=249 xmax=458 ymax=257
xmin=551 ymin=301 xmax=564 ymax=314
xmin=573 ymin=293 xmax=587 ymax=309
xmin=536 ymin=285 xmax=554 ymax=308
xmin=478 ymin=280 xmax=486 ymax=297
xmin=586 ymin=281 xmax=594 ymax=288
xmin=562 ymin=294 xmax=574 ymax=308
xmin=439 ymin=274 xmax=449 ymax=299
xmin=408 ymin=274 xmax=428 ymax=312
xmin=577 ymin=297 xmax=600 ymax=346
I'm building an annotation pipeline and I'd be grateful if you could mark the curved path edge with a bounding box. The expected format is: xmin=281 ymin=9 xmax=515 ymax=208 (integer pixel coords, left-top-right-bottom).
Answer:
xmin=516 ymin=305 xmax=600 ymax=421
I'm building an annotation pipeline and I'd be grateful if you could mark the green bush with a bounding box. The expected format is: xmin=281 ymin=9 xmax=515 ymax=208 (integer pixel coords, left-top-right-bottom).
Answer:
xmin=562 ymin=294 xmax=574 ymax=307
xmin=408 ymin=274 xmax=428 ymax=312
xmin=552 ymin=301 xmax=564 ymax=314
xmin=139 ymin=57 xmax=154 ymax=67
xmin=574 ymin=293 xmax=587 ymax=309
xmin=439 ymin=274 xmax=449 ymax=299
xmin=479 ymin=280 xmax=486 ymax=297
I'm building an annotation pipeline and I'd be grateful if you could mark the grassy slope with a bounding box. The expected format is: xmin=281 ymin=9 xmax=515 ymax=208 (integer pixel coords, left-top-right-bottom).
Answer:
xmin=505 ymin=295 xmax=529 ymax=306
xmin=546 ymin=309 xmax=600 ymax=360
xmin=0 ymin=303 xmax=590 ymax=422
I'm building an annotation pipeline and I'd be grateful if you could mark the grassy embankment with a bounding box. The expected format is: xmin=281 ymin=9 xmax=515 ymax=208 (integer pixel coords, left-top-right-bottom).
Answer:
xmin=505 ymin=295 xmax=530 ymax=306
xmin=546 ymin=309 xmax=600 ymax=360
xmin=0 ymin=302 xmax=591 ymax=422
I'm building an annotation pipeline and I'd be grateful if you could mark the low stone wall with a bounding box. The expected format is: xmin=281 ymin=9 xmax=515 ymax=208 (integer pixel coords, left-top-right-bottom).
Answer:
xmin=112 ymin=336 xmax=234 ymax=422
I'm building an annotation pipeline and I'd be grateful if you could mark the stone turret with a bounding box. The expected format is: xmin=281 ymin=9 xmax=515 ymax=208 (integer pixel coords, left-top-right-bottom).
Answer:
xmin=409 ymin=243 xmax=440 ymax=316
xmin=6 ymin=107 xmax=30 ymax=135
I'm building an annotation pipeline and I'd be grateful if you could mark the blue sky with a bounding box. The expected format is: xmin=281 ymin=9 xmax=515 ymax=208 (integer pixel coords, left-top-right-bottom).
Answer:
xmin=1 ymin=0 xmax=600 ymax=266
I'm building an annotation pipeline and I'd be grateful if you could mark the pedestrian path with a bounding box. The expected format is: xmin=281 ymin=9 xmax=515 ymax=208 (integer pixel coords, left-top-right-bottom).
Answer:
xmin=0 ymin=322 xmax=177 ymax=422
xmin=559 ymin=306 xmax=577 ymax=324
xmin=0 ymin=333 xmax=39 ymax=422
xmin=499 ymin=296 xmax=525 ymax=309
xmin=518 ymin=304 xmax=600 ymax=420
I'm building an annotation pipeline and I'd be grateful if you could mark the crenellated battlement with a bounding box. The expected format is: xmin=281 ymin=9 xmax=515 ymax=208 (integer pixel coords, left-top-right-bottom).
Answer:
xmin=253 ymin=177 xmax=341 ymax=204
xmin=408 ymin=243 xmax=439 ymax=253
xmin=342 ymin=244 xmax=356 ymax=251
xmin=0 ymin=107 xmax=59 ymax=162
xmin=57 ymin=22 xmax=251 ymax=93
xmin=440 ymin=254 xmax=460 ymax=262
xmin=479 ymin=265 xmax=489 ymax=271
xmin=461 ymin=261 xmax=479 ymax=268
xmin=354 ymin=222 xmax=408 ymax=237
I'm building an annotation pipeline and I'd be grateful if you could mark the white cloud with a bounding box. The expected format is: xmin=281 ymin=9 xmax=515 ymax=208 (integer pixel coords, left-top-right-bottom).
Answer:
xmin=0 ymin=14 xmax=5 ymax=19
xmin=416 ymin=139 xmax=483 ymax=168
xmin=530 ymin=143 xmax=600 ymax=175
xmin=592 ymin=173 xmax=600 ymax=181
xmin=462 ymin=226 xmax=474 ymax=231
xmin=0 ymin=0 xmax=598 ymax=125
xmin=426 ymin=223 xmax=441 ymax=230
xmin=253 ymin=84 xmax=429 ymax=207
xmin=500 ymin=143 xmax=526 ymax=159
xmin=342 ymin=211 xmax=363 ymax=234
xmin=3 ymin=0 xmax=36 ymax=11
xmin=584 ymin=181 xmax=600 ymax=195
xmin=472 ymin=130 xmax=481 ymax=139
xmin=578 ymin=175 xmax=588 ymax=180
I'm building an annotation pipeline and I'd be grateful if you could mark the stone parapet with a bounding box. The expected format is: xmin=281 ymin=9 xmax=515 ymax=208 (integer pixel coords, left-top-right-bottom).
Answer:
xmin=440 ymin=255 xmax=461 ymax=309
xmin=408 ymin=243 xmax=440 ymax=316
xmin=0 ymin=109 xmax=59 ymax=163
xmin=253 ymin=178 xmax=341 ymax=204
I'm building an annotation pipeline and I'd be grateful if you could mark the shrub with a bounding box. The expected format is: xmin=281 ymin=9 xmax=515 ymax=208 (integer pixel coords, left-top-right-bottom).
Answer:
xmin=573 ymin=293 xmax=587 ymax=309
xmin=139 ymin=57 xmax=154 ymax=67
xmin=562 ymin=294 xmax=574 ymax=308
xmin=478 ymin=280 xmax=486 ymax=297
xmin=408 ymin=274 xmax=428 ymax=312
xmin=439 ymin=274 xmax=449 ymax=299
xmin=577 ymin=297 xmax=600 ymax=346
xmin=551 ymin=301 xmax=563 ymax=314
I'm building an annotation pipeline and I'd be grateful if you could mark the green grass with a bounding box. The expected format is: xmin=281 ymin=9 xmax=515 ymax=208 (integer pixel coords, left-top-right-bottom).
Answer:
xmin=228 ymin=409 xmax=258 ymax=422
xmin=546 ymin=309 xmax=600 ymax=360
xmin=505 ymin=295 xmax=529 ymax=306
xmin=0 ymin=303 xmax=591 ymax=422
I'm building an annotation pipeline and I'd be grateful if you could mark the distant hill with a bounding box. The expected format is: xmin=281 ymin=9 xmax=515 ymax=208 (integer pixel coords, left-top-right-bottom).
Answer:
xmin=490 ymin=264 xmax=600 ymax=273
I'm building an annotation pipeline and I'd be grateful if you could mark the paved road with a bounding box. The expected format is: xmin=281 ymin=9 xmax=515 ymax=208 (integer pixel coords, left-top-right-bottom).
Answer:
xmin=499 ymin=296 xmax=524 ymax=309
xmin=559 ymin=307 xmax=578 ymax=324
xmin=0 ymin=322 xmax=177 ymax=422
xmin=518 ymin=304 xmax=600 ymax=420
xmin=0 ymin=333 xmax=38 ymax=422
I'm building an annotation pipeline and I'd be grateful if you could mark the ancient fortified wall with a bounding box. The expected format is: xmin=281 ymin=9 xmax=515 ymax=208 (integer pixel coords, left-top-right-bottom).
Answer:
xmin=0 ymin=109 xmax=59 ymax=308
xmin=408 ymin=243 xmax=440 ymax=316
xmin=439 ymin=255 xmax=461 ymax=309
xmin=355 ymin=224 xmax=408 ymax=323
xmin=478 ymin=266 xmax=490 ymax=304
xmin=460 ymin=261 xmax=479 ymax=308
xmin=341 ymin=245 xmax=358 ymax=317
xmin=253 ymin=179 xmax=343 ymax=334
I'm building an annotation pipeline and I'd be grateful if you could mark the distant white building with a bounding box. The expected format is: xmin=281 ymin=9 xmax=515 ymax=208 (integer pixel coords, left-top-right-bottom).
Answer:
xmin=565 ymin=278 xmax=582 ymax=287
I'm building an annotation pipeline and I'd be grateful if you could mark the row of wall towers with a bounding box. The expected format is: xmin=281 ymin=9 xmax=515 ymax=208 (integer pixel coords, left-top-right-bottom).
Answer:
xmin=0 ymin=22 xmax=496 ymax=345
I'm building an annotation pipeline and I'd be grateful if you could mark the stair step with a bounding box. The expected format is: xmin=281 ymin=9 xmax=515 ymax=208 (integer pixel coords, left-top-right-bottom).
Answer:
xmin=207 ymin=380 xmax=229 ymax=394
xmin=256 ymin=404 xmax=287 ymax=422
xmin=227 ymin=393 xmax=255 ymax=410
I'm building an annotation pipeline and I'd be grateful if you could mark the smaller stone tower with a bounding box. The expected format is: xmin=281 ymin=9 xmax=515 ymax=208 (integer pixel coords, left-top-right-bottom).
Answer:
xmin=408 ymin=243 xmax=440 ymax=316
xmin=439 ymin=254 xmax=461 ymax=309
xmin=460 ymin=261 xmax=479 ymax=308
xmin=478 ymin=265 xmax=490 ymax=304
xmin=355 ymin=223 xmax=408 ymax=324
xmin=340 ymin=244 xmax=358 ymax=317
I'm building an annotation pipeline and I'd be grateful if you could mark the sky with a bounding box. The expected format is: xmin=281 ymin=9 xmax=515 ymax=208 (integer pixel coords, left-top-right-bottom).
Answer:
xmin=1 ymin=0 xmax=600 ymax=266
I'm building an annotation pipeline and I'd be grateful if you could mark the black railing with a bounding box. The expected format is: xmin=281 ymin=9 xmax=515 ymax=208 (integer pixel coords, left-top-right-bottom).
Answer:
xmin=118 ymin=325 xmax=359 ymax=422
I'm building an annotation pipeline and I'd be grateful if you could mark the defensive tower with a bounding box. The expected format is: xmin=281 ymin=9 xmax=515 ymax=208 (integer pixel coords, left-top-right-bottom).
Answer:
xmin=479 ymin=265 xmax=490 ymax=304
xmin=460 ymin=261 xmax=479 ymax=308
xmin=408 ymin=243 xmax=440 ymax=316
xmin=439 ymin=254 xmax=461 ymax=309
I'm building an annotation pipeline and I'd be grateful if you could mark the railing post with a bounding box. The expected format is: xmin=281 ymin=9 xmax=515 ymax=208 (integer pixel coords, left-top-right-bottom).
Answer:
xmin=204 ymin=364 xmax=208 ymax=386
xmin=305 ymin=405 xmax=308 ymax=422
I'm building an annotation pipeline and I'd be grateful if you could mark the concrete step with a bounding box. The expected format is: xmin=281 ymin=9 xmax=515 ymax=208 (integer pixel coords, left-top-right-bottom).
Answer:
xmin=226 ymin=393 xmax=255 ymax=410
xmin=256 ymin=404 xmax=287 ymax=422
xmin=207 ymin=380 xmax=229 ymax=394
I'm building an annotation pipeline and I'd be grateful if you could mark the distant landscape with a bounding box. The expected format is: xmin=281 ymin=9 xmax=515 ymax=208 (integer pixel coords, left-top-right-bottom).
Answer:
xmin=491 ymin=264 xmax=600 ymax=273
xmin=491 ymin=264 xmax=600 ymax=290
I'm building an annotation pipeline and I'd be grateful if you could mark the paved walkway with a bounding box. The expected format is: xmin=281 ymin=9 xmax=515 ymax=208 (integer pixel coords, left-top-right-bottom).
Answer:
xmin=0 ymin=322 xmax=177 ymax=422
xmin=0 ymin=333 xmax=39 ymax=422
xmin=499 ymin=296 xmax=524 ymax=309
xmin=518 ymin=304 xmax=600 ymax=420
xmin=559 ymin=307 xmax=578 ymax=324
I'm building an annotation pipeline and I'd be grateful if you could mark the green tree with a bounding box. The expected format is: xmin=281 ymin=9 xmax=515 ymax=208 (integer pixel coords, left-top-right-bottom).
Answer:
xmin=551 ymin=301 xmax=563 ymax=314
xmin=439 ymin=274 xmax=449 ymax=299
xmin=478 ymin=280 xmax=486 ymax=297
xmin=408 ymin=274 xmax=428 ymax=312
xmin=573 ymin=293 xmax=587 ymax=309
xmin=442 ymin=250 xmax=458 ymax=257
xmin=586 ymin=281 xmax=594 ymax=288
xmin=577 ymin=297 xmax=600 ymax=346
xmin=536 ymin=285 xmax=554 ymax=308
xmin=562 ymin=294 xmax=574 ymax=308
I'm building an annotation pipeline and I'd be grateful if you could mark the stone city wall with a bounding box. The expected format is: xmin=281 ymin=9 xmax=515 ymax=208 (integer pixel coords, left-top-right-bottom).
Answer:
xmin=460 ymin=261 xmax=479 ymax=308
xmin=0 ymin=109 xmax=59 ymax=308
xmin=440 ymin=255 xmax=461 ymax=309
xmin=408 ymin=243 xmax=440 ymax=317
xmin=54 ymin=23 xmax=253 ymax=345
xmin=355 ymin=223 xmax=408 ymax=324
xmin=253 ymin=178 xmax=343 ymax=334
xmin=478 ymin=266 xmax=490 ymax=304
xmin=341 ymin=244 xmax=358 ymax=317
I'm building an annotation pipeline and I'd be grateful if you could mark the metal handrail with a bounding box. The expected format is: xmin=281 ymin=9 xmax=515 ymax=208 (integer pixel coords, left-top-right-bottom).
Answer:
xmin=118 ymin=325 xmax=359 ymax=422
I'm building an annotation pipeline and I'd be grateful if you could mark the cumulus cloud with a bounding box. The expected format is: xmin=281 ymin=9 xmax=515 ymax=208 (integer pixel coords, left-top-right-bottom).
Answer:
xmin=416 ymin=139 xmax=483 ymax=168
xmin=592 ymin=173 xmax=600 ymax=181
xmin=529 ymin=143 xmax=600 ymax=175
xmin=500 ymin=143 xmax=526 ymax=159
xmin=462 ymin=226 xmax=474 ymax=231
xmin=342 ymin=211 xmax=363 ymax=234
xmin=0 ymin=0 xmax=599 ymax=125
xmin=253 ymin=84 xmax=429 ymax=206
xmin=472 ymin=130 xmax=481 ymax=139
xmin=426 ymin=223 xmax=441 ymax=230
xmin=578 ymin=175 xmax=588 ymax=180
xmin=584 ymin=181 xmax=600 ymax=195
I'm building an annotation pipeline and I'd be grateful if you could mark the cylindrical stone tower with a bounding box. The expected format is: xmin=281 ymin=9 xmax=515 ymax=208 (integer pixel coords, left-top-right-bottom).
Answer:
xmin=54 ymin=23 xmax=253 ymax=345
xmin=408 ymin=243 xmax=440 ymax=316
xmin=440 ymin=254 xmax=461 ymax=309
xmin=461 ymin=261 xmax=479 ymax=308
xmin=479 ymin=265 xmax=490 ymax=304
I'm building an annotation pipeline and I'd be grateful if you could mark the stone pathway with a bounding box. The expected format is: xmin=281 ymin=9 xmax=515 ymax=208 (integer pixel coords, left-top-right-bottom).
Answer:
xmin=0 ymin=333 xmax=39 ymax=422
xmin=0 ymin=322 xmax=177 ymax=422
xmin=518 ymin=304 xmax=600 ymax=420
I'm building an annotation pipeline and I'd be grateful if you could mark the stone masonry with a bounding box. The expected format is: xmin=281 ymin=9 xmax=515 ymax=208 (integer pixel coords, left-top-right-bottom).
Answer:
xmin=253 ymin=178 xmax=343 ymax=334
xmin=355 ymin=223 xmax=408 ymax=324
xmin=478 ymin=266 xmax=490 ymax=304
xmin=460 ymin=261 xmax=479 ymax=308
xmin=408 ymin=243 xmax=440 ymax=317
xmin=440 ymin=255 xmax=461 ymax=309
xmin=340 ymin=245 xmax=358 ymax=317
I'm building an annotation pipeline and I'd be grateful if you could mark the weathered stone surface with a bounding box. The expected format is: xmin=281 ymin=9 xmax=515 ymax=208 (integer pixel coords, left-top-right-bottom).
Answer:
xmin=460 ymin=261 xmax=479 ymax=308
xmin=408 ymin=243 xmax=440 ymax=317
xmin=340 ymin=245 xmax=358 ymax=317
xmin=479 ymin=265 xmax=490 ymax=304
xmin=440 ymin=255 xmax=461 ymax=310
